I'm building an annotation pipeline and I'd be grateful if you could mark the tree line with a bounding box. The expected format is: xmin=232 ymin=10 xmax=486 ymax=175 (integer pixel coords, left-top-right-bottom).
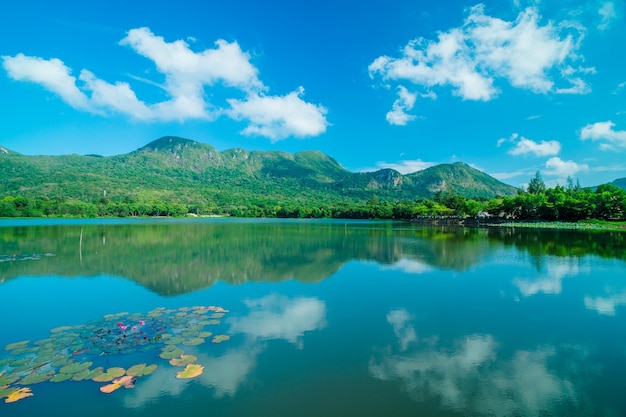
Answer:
xmin=1 ymin=172 xmax=624 ymax=221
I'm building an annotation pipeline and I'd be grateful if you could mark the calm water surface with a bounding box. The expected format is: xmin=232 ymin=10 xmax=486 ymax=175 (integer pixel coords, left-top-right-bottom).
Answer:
xmin=1 ymin=218 xmax=625 ymax=416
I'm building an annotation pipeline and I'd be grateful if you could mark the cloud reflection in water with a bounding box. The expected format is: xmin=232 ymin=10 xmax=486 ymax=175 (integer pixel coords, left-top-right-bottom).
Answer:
xmin=370 ymin=308 xmax=583 ymax=416
xmin=124 ymin=294 xmax=326 ymax=407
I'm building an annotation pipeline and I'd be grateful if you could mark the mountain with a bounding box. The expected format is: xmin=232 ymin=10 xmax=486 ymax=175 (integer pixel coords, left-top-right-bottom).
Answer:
xmin=611 ymin=177 xmax=626 ymax=190
xmin=0 ymin=136 xmax=517 ymax=204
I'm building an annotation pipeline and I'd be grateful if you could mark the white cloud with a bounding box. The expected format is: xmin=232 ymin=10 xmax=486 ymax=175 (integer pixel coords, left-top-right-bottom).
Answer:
xmin=386 ymin=86 xmax=418 ymax=125
xmin=1 ymin=27 xmax=329 ymax=140
xmin=369 ymin=3 xmax=591 ymax=116
xmin=120 ymin=27 xmax=265 ymax=94
xmin=375 ymin=159 xmax=436 ymax=174
xmin=544 ymin=156 xmax=589 ymax=178
xmin=79 ymin=69 xmax=153 ymax=119
xmin=508 ymin=136 xmax=561 ymax=157
xmin=580 ymin=121 xmax=626 ymax=149
xmin=2 ymin=53 xmax=91 ymax=111
xmin=226 ymin=87 xmax=329 ymax=141
xmin=598 ymin=2 xmax=618 ymax=30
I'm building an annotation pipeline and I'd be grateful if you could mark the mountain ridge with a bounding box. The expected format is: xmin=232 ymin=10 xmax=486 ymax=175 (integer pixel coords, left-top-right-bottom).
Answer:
xmin=0 ymin=135 xmax=518 ymax=203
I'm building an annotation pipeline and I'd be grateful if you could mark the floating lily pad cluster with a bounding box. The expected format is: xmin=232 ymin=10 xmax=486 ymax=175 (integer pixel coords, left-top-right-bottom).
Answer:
xmin=0 ymin=305 xmax=231 ymax=404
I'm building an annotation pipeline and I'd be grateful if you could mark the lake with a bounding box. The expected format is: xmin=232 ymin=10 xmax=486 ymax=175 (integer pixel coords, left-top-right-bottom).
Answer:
xmin=1 ymin=218 xmax=625 ymax=416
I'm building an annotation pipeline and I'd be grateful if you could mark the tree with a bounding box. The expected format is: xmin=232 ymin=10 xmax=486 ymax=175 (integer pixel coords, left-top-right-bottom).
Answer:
xmin=527 ymin=171 xmax=546 ymax=195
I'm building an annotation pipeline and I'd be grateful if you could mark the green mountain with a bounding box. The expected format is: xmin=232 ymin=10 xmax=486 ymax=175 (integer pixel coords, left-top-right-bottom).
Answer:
xmin=0 ymin=136 xmax=517 ymax=205
xmin=611 ymin=177 xmax=626 ymax=190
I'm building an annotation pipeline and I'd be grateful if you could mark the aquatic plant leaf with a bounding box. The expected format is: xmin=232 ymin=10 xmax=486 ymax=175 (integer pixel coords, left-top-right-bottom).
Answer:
xmin=0 ymin=373 xmax=20 ymax=386
xmin=72 ymin=368 xmax=99 ymax=382
xmin=176 ymin=364 xmax=204 ymax=379
xmin=182 ymin=338 xmax=204 ymax=347
xmin=4 ymin=340 xmax=30 ymax=351
xmin=197 ymin=331 xmax=213 ymax=338
xmin=60 ymin=361 xmax=93 ymax=375
xmin=141 ymin=364 xmax=158 ymax=376
xmin=159 ymin=348 xmax=184 ymax=360
xmin=50 ymin=373 xmax=73 ymax=383
xmin=99 ymin=382 xmax=122 ymax=394
xmin=93 ymin=367 xmax=126 ymax=382
xmin=169 ymin=355 xmax=197 ymax=367
xmin=5 ymin=387 xmax=33 ymax=403
xmin=209 ymin=313 xmax=225 ymax=319
xmin=211 ymin=335 xmax=231 ymax=344
xmin=205 ymin=320 xmax=220 ymax=325
xmin=114 ymin=375 xmax=136 ymax=388
xmin=51 ymin=357 xmax=70 ymax=368
xmin=50 ymin=325 xmax=78 ymax=333
xmin=164 ymin=336 xmax=184 ymax=345
xmin=21 ymin=371 xmax=54 ymax=385
xmin=126 ymin=364 xmax=147 ymax=377
xmin=34 ymin=338 xmax=55 ymax=346
xmin=0 ymin=385 xmax=18 ymax=400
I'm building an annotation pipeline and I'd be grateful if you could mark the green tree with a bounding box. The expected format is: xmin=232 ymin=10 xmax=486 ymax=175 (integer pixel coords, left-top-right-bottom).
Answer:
xmin=527 ymin=171 xmax=546 ymax=195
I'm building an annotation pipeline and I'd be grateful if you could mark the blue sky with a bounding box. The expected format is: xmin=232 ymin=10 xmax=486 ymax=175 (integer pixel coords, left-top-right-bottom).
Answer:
xmin=1 ymin=0 xmax=625 ymax=188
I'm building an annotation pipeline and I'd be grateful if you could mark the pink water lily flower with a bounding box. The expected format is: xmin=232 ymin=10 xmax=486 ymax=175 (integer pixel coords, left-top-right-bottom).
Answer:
xmin=139 ymin=320 xmax=145 ymax=326
xmin=120 ymin=325 xmax=128 ymax=331
xmin=117 ymin=322 xmax=124 ymax=327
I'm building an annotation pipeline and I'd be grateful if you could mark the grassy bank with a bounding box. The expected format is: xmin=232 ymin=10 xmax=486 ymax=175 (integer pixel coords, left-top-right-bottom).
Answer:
xmin=485 ymin=220 xmax=626 ymax=232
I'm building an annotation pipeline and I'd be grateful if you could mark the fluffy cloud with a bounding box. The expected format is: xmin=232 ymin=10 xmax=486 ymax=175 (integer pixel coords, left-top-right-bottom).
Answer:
xmin=226 ymin=87 xmax=328 ymax=141
xmin=544 ymin=156 xmax=589 ymax=178
xmin=580 ymin=121 xmax=626 ymax=149
xmin=369 ymin=4 xmax=591 ymax=122
xmin=386 ymin=86 xmax=418 ymax=126
xmin=504 ymin=134 xmax=562 ymax=157
xmin=2 ymin=28 xmax=328 ymax=140
xmin=2 ymin=53 xmax=91 ymax=111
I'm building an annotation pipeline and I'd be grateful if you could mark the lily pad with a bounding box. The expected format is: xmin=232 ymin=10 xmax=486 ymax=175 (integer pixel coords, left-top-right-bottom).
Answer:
xmin=211 ymin=335 xmax=231 ymax=344
xmin=100 ymin=375 xmax=136 ymax=394
xmin=127 ymin=363 xmax=158 ymax=377
xmin=209 ymin=313 xmax=225 ymax=319
xmin=4 ymin=340 xmax=30 ymax=351
xmin=164 ymin=336 xmax=185 ymax=345
xmin=50 ymin=373 xmax=73 ymax=383
xmin=0 ymin=373 xmax=19 ymax=386
xmin=169 ymin=355 xmax=197 ymax=367
xmin=4 ymin=387 xmax=33 ymax=403
xmin=182 ymin=338 xmax=204 ymax=347
xmin=92 ymin=367 xmax=126 ymax=382
xmin=72 ymin=367 xmax=103 ymax=382
xmin=21 ymin=370 xmax=54 ymax=385
xmin=197 ymin=331 xmax=213 ymax=338
xmin=0 ymin=385 xmax=18 ymax=399
xmin=59 ymin=361 xmax=93 ymax=375
xmin=159 ymin=348 xmax=184 ymax=360
xmin=176 ymin=364 xmax=204 ymax=379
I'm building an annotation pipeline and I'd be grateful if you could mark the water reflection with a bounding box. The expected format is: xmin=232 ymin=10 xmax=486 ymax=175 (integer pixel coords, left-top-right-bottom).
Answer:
xmin=1 ymin=221 xmax=624 ymax=296
xmin=584 ymin=291 xmax=626 ymax=316
xmin=370 ymin=309 xmax=587 ymax=417
xmin=123 ymin=295 xmax=326 ymax=407
xmin=513 ymin=256 xmax=589 ymax=297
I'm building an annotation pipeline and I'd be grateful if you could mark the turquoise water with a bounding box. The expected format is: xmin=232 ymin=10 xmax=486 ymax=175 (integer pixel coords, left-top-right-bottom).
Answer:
xmin=1 ymin=219 xmax=625 ymax=416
